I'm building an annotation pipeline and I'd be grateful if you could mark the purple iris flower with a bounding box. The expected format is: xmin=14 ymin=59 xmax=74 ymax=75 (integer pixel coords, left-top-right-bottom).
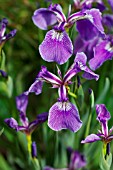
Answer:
xmin=44 ymin=148 xmax=86 ymax=170
xmin=73 ymin=0 xmax=105 ymax=11
xmin=81 ymin=104 xmax=113 ymax=146
xmin=5 ymin=93 xmax=48 ymax=135
xmin=89 ymin=35 xmax=113 ymax=70
xmin=32 ymin=3 xmax=104 ymax=64
xmin=0 ymin=18 xmax=17 ymax=49
xmin=20 ymin=52 xmax=99 ymax=132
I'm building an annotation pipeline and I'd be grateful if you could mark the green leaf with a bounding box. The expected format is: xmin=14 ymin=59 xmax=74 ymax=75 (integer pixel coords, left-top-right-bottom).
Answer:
xmin=0 ymin=50 xmax=6 ymax=70
xmin=0 ymin=128 xmax=4 ymax=136
xmin=100 ymin=152 xmax=112 ymax=170
xmin=0 ymin=76 xmax=13 ymax=97
xmin=0 ymin=154 xmax=12 ymax=170
xmin=96 ymin=78 xmax=110 ymax=104
xmin=77 ymin=84 xmax=84 ymax=106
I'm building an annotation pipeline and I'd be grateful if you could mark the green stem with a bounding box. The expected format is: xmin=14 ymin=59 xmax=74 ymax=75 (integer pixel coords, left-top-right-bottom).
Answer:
xmin=26 ymin=134 xmax=32 ymax=158
xmin=67 ymin=86 xmax=77 ymax=99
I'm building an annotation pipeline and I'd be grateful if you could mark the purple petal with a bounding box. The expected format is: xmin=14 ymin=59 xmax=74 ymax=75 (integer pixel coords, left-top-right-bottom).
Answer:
xmin=96 ymin=104 xmax=110 ymax=137
xmin=85 ymin=9 xmax=104 ymax=35
xmin=81 ymin=134 xmax=101 ymax=143
xmin=4 ymin=118 xmax=18 ymax=130
xmin=32 ymin=8 xmax=57 ymax=30
xmin=108 ymin=0 xmax=113 ymax=10
xmin=74 ymin=52 xmax=87 ymax=65
xmin=48 ymin=101 xmax=82 ymax=132
xmin=44 ymin=167 xmax=54 ymax=170
xmin=19 ymin=112 xmax=29 ymax=127
xmin=0 ymin=18 xmax=8 ymax=38
xmin=39 ymin=30 xmax=73 ymax=65
xmin=26 ymin=79 xmax=43 ymax=95
xmin=38 ymin=66 xmax=62 ymax=85
xmin=76 ymin=8 xmax=104 ymax=40
xmin=89 ymin=40 xmax=113 ymax=70
xmin=69 ymin=151 xmax=86 ymax=169
xmin=76 ymin=19 xmax=99 ymax=41
xmin=102 ymin=14 xmax=113 ymax=29
xmin=16 ymin=93 xmax=28 ymax=114
xmin=58 ymin=85 xmax=68 ymax=101
xmin=5 ymin=29 xmax=17 ymax=40
xmin=74 ymin=52 xmax=99 ymax=81
xmin=74 ymin=35 xmax=99 ymax=60
xmin=32 ymin=141 xmax=37 ymax=158
xmin=96 ymin=104 xmax=111 ymax=122
xmin=28 ymin=112 xmax=48 ymax=132
xmin=0 ymin=70 xmax=8 ymax=78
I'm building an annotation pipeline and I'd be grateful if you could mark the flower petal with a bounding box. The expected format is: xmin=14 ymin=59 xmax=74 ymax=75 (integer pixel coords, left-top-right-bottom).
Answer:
xmin=81 ymin=134 xmax=101 ymax=143
xmin=4 ymin=118 xmax=18 ymax=130
xmin=96 ymin=104 xmax=111 ymax=122
xmin=39 ymin=30 xmax=73 ymax=65
xmin=74 ymin=52 xmax=99 ymax=81
xmin=69 ymin=151 xmax=86 ymax=169
xmin=0 ymin=70 xmax=8 ymax=78
xmin=48 ymin=101 xmax=82 ymax=132
xmin=16 ymin=93 xmax=28 ymax=114
xmin=89 ymin=40 xmax=113 ymax=70
xmin=32 ymin=8 xmax=57 ymax=30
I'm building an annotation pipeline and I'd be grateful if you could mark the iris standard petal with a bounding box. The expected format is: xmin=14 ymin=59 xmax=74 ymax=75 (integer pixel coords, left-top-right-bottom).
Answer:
xmin=81 ymin=134 xmax=101 ymax=143
xmin=32 ymin=8 xmax=57 ymax=30
xmin=16 ymin=93 xmax=28 ymax=114
xmin=48 ymin=101 xmax=82 ymax=132
xmin=96 ymin=104 xmax=111 ymax=122
xmin=74 ymin=52 xmax=99 ymax=80
xmin=4 ymin=118 xmax=18 ymax=130
xmin=39 ymin=30 xmax=73 ymax=65
xmin=89 ymin=40 xmax=113 ymax=70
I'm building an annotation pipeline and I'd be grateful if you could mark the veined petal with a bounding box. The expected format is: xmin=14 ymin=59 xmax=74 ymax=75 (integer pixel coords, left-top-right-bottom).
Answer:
xmin=48 ymin=4 xmax=66 ymax=22
xmin=39 ymin=30 xmax=73 ymax=65
xmin=63 ymin=66 xmax=78 ymax=83
xmin=76 ymin=19 xmax=99 ymax=40
xmin=16 ymin=93 xmax=28 ymax=114
xmin=96 ymin=104 xmax=111 ymax=122
xmin=89 ymin=40 xmax=113 ymax=70
xmin=74 ymin=52 xmax=87 ymax=65
xmin=48 ymin=101 xmax=82 ymax=132
xmin=81 ymin=134 xmax=101 ymax=143
xmin=67 ymin=11 xmax=85 ymax=25
xmin=85 ymin=8 xmax=104 ymax=35
xmin=38 ymin=66 xmax=62 ymax=85
xmin=4 ymin=118 xmax=18 ymax=130
xmin=58 ymin=85 xmax=68 ymax=101
xmin=32 ymin=8 xmax=57 ymax=30
xmin=0 ymin=18 xmax=8 ymax=38
xmin=96 ymin=104 xmax=110 ymax=137
xmin=26 ymin=79 xmax=43 ymax=95
xmin=29 ymin=112 xmax=48 ymax=133
xmin=74 ymin=52 xmax=99 ymax=81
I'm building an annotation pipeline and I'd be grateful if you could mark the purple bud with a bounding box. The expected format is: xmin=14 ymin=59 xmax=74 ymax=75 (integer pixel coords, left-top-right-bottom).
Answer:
xmin=32 ymin=141 xmax=37 ymax=158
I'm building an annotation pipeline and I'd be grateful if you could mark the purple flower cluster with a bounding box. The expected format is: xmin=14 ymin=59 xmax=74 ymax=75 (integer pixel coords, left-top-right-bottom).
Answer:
xmin=15 ymin=52 xmax=99 ymax=132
